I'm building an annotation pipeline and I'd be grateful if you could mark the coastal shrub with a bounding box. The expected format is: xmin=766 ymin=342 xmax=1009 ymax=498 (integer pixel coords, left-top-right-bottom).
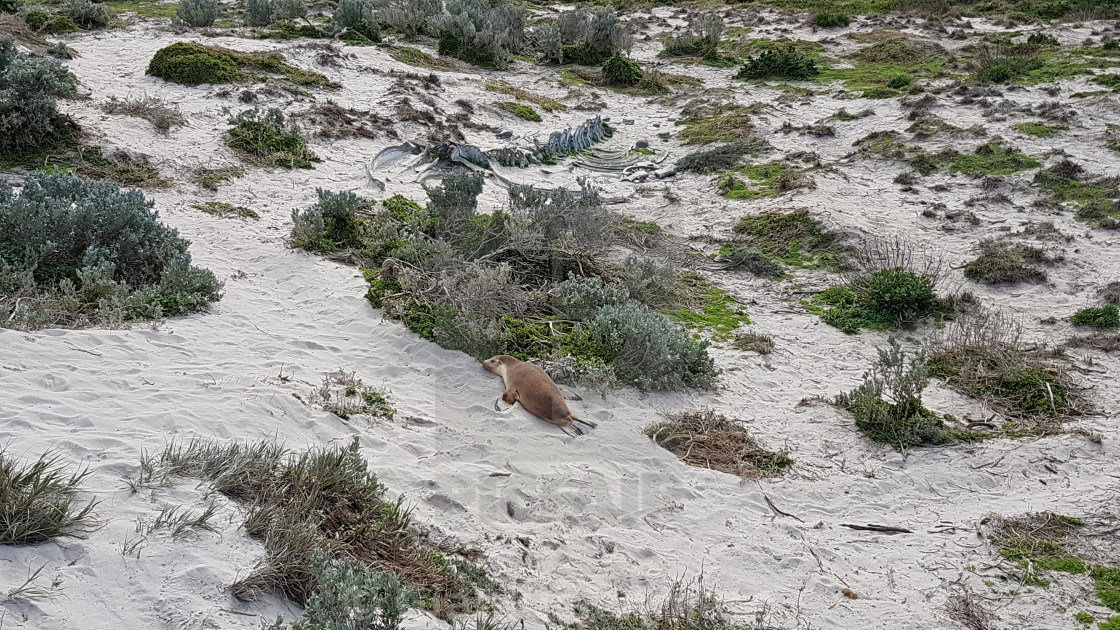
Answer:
xmin=0 ymin=36 xmax=78 ymax=156
xmin=291 ymin=189 xmax=373 ymax=252
xmin=102 ymin=94 xmax=186 ymax=135
xmin=601 ymin=52 xmax=642 ymax=86
xmin=289 ymin=555 xmax=416 ymax=630
xmin=1071 ymin=305 xmax=1120 ymax=329
xmin=226 ymin=108 xmax=320 ymax=168
xmin=1 ymin=0 xmax=21 ymax=13
xmin=332 ymin=0 xmax=381 ymax=42
xmin=552 ymin=8 xmax=627 ymax=65
xmin=434 ymin=0 xmax=525 ymax=68
xmin=676 ymin=140 xmax=768 ymax=174
xmin=813 ymin=12 xmax=850 ymax=28
xmin=500 ymin=101 xmax=541 ymax=122
xmin=835 ymin=337 xmax=960 ymax=449
xmin=736 ymin=45 xmax=818 ymax=81
xmin=0 ymin=450 xmax=97 ymax=545
xmin=146 ymin=42 xmax=334 ymax=88
xmin=660 ymin=14 xmax=722 ymax=60
xmin=0 ymin=174 xmax=222 ymax=328
xmin=381 ymin=0 xmax=440 ymax=38
xmin=60 ymin=0 xmax=108 ymax=29
xmin=177 ymin=0 xmax=218 ymax=27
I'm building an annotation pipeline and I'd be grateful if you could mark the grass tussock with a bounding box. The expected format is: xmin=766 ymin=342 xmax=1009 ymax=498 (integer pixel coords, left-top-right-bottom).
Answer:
xmin=675 ymin=104 xmax=759 ymax=145
xmin=1 ymin=449 xmax=97 ymax=545
xmin=928 ymin=312 xmax=1080 ymax=430
xmin=101 ymin=94 xmax=186 ymax=135
xmin=132 ymin=438 xmax=501 ymax=618
xmin=735 ymin=45 xmax=819 ymax=81
xmin=193 ymin=201 xmax=259 ymax=219
xmin=734 ymin=331 xmax=774 ymax=354
xmin=676 ymin=139 xmax=771 ymax=174
xmin=226 ymin=108 xmax=320 ymax=169
xmin=646 ymin=410 xmax=792 ymax=479
xmin=499 ymin=101 xmax=541 ymax=122
xmin=190 ymin=166 xmax=244 ymax=190
xmin=1071 ymin=305 xmax=1120 ymax=329
xmin=963 ymin=239 xmax=1060 ymax=285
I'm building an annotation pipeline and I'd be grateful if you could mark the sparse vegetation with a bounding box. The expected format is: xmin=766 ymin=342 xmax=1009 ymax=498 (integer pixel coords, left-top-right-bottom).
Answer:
xmin=191 ymin=166 xmax=244 ymax=190
xmin=646 ymin=409 xmax=792 ymax=478
xmin=1 ymin=174 xmax=222 ymax=330
xmin=734 ymin=331 xmax=774 ymax=354
xmin=500 ymin=101 xmax=541 ymax=122
xmin=193 ymin=201 xmax=260 ymax=219
xmin=1 ymin=449 xmax=97 ymax=545
xmin=485 ymin=80 xmax=564 ymax=112
xmin=1015 ymin=121 xmax=1067 ymax=137
xmin=601 ymin=52 xmax=643 ymax=87
xmin=813 ymin=12 xmax=850 ymax=27
xmin=660 ymin=14 xmax=723 ymax=60
xmin=226 ymin=108 xmax=320 ymax=168
xmin=964 ymin=239 xmax=1058 ymax=284
xmin=130 ymin=438 xmax=501 ymax=619
xmin=834 ymin=337 xmax=967 ymax=449
xmin=717 ymin=162 xmax=812 ymax=200
xmin=434 ymin=0 xmax=526 ymax=68
xmin=985 ymin=512 xmax=1089 ymax=587
xmin=676 ymin=140 xmax=770 ymax=174
xmin=101 ymin=94 xmax=186 ymax=135
xmin=308 ymin=370 xmax=395 ymax=421
xmin=675 ymin=104 xmax=759 ymax=145
xmin=1033 ymin=160 xmax=1120 ymax=225
xmin=731 ymin=209 xmax=839 ymax=269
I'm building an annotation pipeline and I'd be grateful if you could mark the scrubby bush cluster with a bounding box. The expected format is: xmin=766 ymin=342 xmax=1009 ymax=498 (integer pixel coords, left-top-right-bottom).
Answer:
xmin=536 ymin=7 xmax=628 ymax=65
xmin=146 ymin=42 xmax=335 ymax=89
xmin=433 ymin=0 xmax=526 ymax=68
xmin=1 ymin=174 xmax=222 ymax=330
xmin=813 ymin=12 xmax=850 ymax=28
xmin=835 ymin=337 xmax=966 ymax=449
xmin=290 ymin=175 xmax=720 ymax=390
xmin=964 ymin=239 xmax=1058 ymax=284
xmin=601 ymin=51 xmax=642 ymax=86
xmin=660 ymin=14 xmax=722 ymax=60
xmin=244 ymin=0 xmax=306 ymax=27
xmin=226 ymin=108 xmax=320 ymax=168
xmin=60 ymin=0 xmax=109 ymax=29
xmin=177 ymin=0 xmax=218 ymax=28
xmin=676 ymin=140 xmax=769 ymax=174
xmin=0 ymin=35 xmax=78 ymax=160
xmin=1072 ymin=305 xmax=1119 ymax=329
xmin=736 ymin=45 xmax=818 ymax=81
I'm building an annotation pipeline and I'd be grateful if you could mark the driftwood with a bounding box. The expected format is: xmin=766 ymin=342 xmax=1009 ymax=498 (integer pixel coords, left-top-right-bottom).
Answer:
xmin=840 ymin=523 xmax=913 ymax=534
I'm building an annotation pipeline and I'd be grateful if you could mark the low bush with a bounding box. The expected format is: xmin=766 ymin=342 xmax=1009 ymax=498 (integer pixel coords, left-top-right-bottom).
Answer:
xmin=736 ymin=45 xmax=818 ymax=81
xmin=102 ymin=94 xmax=186 ymax=135
xmin=660 ymin=14 xmax=722 ymax=60
xmin=433 ymin=0 xmax=525 ymax=68
xmin=1 ymin=174 xmax=222 ymax=329
xmin=601 ymin=52 xmax=642 ymax=86
xmin=676 ymin=140 xmax=769 ymax=174
xmin=245 ymin=0 xmax=304 ymax=26
xmin=964 ymin=239 xmax=1057 ymax=284
xmin=810 ymin=237 xmax=946 ymax=334
xmin=332 ymin=0 xmax=380 ymax=42
xmin=133 ymin=438 xmax=500 ymax=619
xmin=731 ymin=208 xmax=839 ymax=270
xmin=813 ymin=12 xmax=850 ymax=28
xmin=500 ymin=101 xmax=540 ymax=122
xmin=24 ymin=9 xmax=81 ymax=34
xmin=546 ymin=8 xmax=627 ymax=66
xmin=835 ymin=337 xmax=964 ymax=449
xmin=675 ymin=104 xmax=758 ymax=145
xmin=1 ymin=449 xmax=97 ymax=545
xmin=226 ymin=108 xmax=320 ymax=168
xmin=973 ymin=45 xmax=1043 ymax=84
xmin=177 ymin=0 xmax=218 ymax=27
xmin=146 ymin=42 xmax=335 ymax=89
xmin=1071 ymin=305 xmax=1120 ymax=329
xmin=292 ymin=177 xmax=720 ymax=391
xmin=886 ymin=73 xmax=912 ymax=89
xmin=0 ymin=0 xmax=21 ymax=12
xmin=60 ymin=0 xmax=108 ymax=29
xmin=646 ymin=409 xmax=792 ymax=478
xmin=0 ymin=36 xmax=78 ymax=160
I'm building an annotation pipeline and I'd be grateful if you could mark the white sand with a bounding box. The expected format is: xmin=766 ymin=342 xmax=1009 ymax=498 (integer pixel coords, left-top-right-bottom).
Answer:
xmin=2 ymin=10 xmax=1118 ymax=630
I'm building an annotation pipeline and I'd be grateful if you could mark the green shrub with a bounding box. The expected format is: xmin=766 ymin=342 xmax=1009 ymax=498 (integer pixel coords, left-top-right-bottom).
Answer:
xmin=835 ymin=337 xmax=959 ymax=449
xmin=1026 ymin=33 xmax=1060 ymax=47
xmin=332 ymin=0 xmax=381 ymax=42
xmin=0 ymin=36 xmax=78 ymax=156
xmin=177 ymin=0 xmax=218 ymax=27
xmin=433 ymin=0 xmax=525 ymax=68
xmin=288 ymin=554 xmax=416 ymax=630
xmin=973 ymin=47 xmax=1043 ymax=83
xmin=660 ymin=15 xmax=722 ymax=60
xmin=813 ymin=12 xmax=850 ymax=28
xmin=676 ymin=140 xmax=768 ymax=173
xmin=1071 ymin=305 xmax=1120 ymax=329
xmin=1 ymin=174 xmax=221 ymax=328
xmin=0 ymin=0 xmax=21 ymax=13
xmin=928 ymin=346 xmax=1070 ymax=421
xmin=0 ymin=450 xmax=97 ymax=545
xmin=146 ymin=42 xmax=244 ymax=85
xmin=601 ymin=52 xmax=642 ymax=86
xmin=291 ymin=189 xmax=373 ymax=252
xmin=244 ymin=0 xmax=306 ymax=26
xmin=226 ymin=108 xmax=319 ymax=168
xmin=500 ymin=101 xmax=541 ymax=122
xmin=886 ymin=73 xmax=912 ymax=89
xmin=736 ymin=45 xmax=818 ymax=81
xmin=854 ymin=268 xmax=936 ymax=323
xmin=964 ymin=240 xmax=1054 ymax=284
xmin=60 ymin=0 xmax=108 ymax=29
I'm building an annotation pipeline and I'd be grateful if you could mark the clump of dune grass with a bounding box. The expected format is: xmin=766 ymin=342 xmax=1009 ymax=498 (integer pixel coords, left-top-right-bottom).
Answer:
xmin=1 ymin=450 xmax=97 ymax=545
xmin=734 ymin=331 xmax=774 ymax=354
xmin=101 ymin=93 xmax=186 ymax=135
xmin=131 ymin=438 xmax=499 ymax=618
xmin=645 ymin=409 xmax=792 ymax=478
xmin=309 ymin=370 xmax=395 ymax=421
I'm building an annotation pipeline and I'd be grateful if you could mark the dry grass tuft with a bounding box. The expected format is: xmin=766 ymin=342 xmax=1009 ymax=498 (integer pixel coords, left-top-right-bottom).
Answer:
xmin=101 ymin=94 xmax=186 ymax=135
xmin=734 ymin=331 xmax=774 ymax=354
xmin=944 ymin=587 xmax=995 ymax=630
xmin=646 ymin=409 xmax=792 ymax=479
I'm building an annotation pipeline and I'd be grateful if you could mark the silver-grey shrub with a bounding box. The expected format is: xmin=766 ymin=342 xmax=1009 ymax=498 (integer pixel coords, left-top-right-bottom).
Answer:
xmin=289 ymin=553 xmax=416 ymax=630
xmin=60 ymin=0 xmax=109 ymax=29
xmin=0 ymin=35 xmax=77 ymax=152
xmin=431 ymin=0 xmax=526 ymax=68
xmin=333 ymin=0 xmax=382 ymax=36
xmin=272 ymin=0 xmax=306 ymax=22
xmin=0 ymin=174 xmax=221 ymax=328
xmin=380 ymin=0 xmax=439 ymax=37
xmin=244 ymin=0 xmax=273 ymax=26
xmin=176 ymin=0 xmax=218 ymax=27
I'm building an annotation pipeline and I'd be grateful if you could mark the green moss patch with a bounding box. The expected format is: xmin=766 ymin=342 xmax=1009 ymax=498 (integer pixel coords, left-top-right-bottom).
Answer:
xmin=499 ymin=101 xmax=541 ymax=122
xmin=392 ymin=46 xmax=456 ymax=71
xmin=717 ymin=162 xmax=808 ymax=199
xmin=146 ymin=42 xmax=337 ymax=89
xmin=730 ymin=208 xmax=839 ymax=269
xmin=1015 ymin=121 xmax=1068 ymax=137
xmin=675 ymin=104 xmax=760 ymax=145
xmin=1072 ymin=305 xmax=1120 ymax=329
xmin=1033 ymin=161 xmax=1120 ymax=225
xmin=662 ymin=276 xmax=750 ymax=342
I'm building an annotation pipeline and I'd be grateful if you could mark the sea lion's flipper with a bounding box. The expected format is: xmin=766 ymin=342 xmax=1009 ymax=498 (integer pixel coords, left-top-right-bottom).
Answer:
xmin=572 ymin=415 xmax=597 ymax=429
xmin=560 ymin=424 xmax=583 ymax=437
xmin=563 ymin=389 xmax=583 ymax=402
xmin=494 ymin=396 xmax=503 ymax=412
xmin=502 ymin=389 xmax=517 ymax=405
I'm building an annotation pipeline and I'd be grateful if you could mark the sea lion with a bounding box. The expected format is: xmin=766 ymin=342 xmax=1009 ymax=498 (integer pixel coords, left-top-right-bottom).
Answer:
xmin=482 ymin=355 xmax=597 ymax=437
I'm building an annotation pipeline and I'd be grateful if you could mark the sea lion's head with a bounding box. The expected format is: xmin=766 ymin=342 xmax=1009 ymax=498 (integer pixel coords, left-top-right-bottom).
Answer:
xmin=482 ymin=355 xmax=514 ymax=375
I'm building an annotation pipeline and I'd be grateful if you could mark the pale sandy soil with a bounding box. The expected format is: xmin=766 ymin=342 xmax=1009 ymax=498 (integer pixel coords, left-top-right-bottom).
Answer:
xmin=1 ymin=7 xmax=1118 ymax=630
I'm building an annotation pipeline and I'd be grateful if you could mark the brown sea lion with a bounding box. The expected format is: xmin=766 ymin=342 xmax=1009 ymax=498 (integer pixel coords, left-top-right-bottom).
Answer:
xmin=482 ymin=355 xmax=597 ymax=437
